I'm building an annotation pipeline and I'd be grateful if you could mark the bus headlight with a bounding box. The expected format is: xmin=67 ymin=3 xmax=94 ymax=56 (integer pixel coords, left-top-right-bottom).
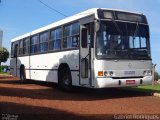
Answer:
xmin=104 ymin=71 xmax=108 ymax=76
xmin=143 ymin=71 xmax=147 ymax=76
xmin=103 ymin=71 xmax=114 ymax=77
xmin=143 ymin=70 xmax=152 ymax=76
xmin=109 ymin=71 xmax=114 ymax=76
xmin=147 ymin=70 xmax=152 ymax=76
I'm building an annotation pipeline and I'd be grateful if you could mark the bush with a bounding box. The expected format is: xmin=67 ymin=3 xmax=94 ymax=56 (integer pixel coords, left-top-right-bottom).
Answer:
xmin=0 ymin=65 xmax=9 ymax=73
xmin=0 ymin=47 xmax=9 ymax=66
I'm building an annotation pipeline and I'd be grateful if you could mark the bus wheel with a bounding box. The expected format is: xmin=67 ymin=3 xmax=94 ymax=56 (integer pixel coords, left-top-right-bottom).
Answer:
xmin=59 ymin=69 xmax=72 ymax=91
xmin=20 ymin=67 xmax=26 ymax=83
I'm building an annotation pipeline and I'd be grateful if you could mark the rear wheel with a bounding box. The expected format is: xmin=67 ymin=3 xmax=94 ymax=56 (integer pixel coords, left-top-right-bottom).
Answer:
xmin=59 ymin=68 xmax=72 ymax=91
xmin=20 ymin=67 xmax=26 ymax=83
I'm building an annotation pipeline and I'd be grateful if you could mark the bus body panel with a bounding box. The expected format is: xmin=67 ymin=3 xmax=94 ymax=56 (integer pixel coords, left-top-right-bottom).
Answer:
xmin=10 ymin=56 xmax=30 ymax=78
xmin=94 ymin=59 xmax=152 ymax=88
xmin=29 ymin=50 xmax=79 ymax=83
xmin=10 ymin=50 xmax=80 ymax=85
xmin=95 ymin=76 xmax=152 ymax=88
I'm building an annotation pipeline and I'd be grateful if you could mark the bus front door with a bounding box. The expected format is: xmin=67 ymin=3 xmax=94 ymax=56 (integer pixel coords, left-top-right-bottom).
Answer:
xmin=80 ymin=26 xmax=90 ymax=85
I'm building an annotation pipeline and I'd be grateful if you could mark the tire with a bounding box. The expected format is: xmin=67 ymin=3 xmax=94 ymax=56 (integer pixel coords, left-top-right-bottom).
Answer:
xmin=59 ymin=68 xmax=72 ymax=91
xmin=20 ymin=67 xmax=26 ymax=83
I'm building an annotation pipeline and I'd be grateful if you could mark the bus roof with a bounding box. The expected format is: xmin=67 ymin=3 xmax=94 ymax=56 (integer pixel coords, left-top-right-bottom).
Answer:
xmin=11 ymin=8 xmax=143 ymax=42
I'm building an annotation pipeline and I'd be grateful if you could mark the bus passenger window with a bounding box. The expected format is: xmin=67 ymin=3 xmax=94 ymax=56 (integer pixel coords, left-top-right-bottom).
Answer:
xmin=23 ymin=38 xmax=30 ymax=55
xmin=72 ymin=36 xmax=79 ymax=48
xmin=19 ymin=40 xmax=23 ymax=56
xmin=49 ymin=28 xmax=61 ymax=50
xmin=31 ymin=35 xmax=39 ymax=54
xmin=40 ymin=32 xmax=49 ymax=52
xmin=63 ymin=22 xmax=79 ymax=49
xmin=72 ymin=23 xmax=79 ymax=48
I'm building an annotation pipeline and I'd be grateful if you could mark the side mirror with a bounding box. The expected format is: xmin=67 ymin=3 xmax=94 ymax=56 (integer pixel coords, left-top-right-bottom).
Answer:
xmin=81 ymin=28 xmax=88 ymax=48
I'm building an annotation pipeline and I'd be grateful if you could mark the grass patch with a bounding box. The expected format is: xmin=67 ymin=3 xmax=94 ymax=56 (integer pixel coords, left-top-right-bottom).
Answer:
xmin=136 ymin=84 xmax=160 ymax=93
xmin=0 ymin=72 xmax=10 ymax=75
xmin=124 ymin=84 xmax=160 ymax=93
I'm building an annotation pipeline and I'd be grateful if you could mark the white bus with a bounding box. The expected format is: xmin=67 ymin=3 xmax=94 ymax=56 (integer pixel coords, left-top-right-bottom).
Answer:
xmin=10 ymin=8 xmax=152 ymax=90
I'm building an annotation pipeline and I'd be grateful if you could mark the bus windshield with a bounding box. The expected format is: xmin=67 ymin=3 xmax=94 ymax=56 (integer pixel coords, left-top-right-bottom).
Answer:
xmin=97 ymin=21 xmax=151 ymax=60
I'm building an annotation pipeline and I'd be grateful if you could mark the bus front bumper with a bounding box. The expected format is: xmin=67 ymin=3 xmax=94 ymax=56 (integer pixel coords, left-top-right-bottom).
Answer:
xmin=95 ymin=76 xmax=152 ymax=88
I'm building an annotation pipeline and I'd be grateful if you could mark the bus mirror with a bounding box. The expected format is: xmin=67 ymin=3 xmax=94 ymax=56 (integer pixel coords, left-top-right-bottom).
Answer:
xmin=81 ymin=58 xmax=88 ymax=78
xmin=81 ymin=28 xmax=88 ymax=48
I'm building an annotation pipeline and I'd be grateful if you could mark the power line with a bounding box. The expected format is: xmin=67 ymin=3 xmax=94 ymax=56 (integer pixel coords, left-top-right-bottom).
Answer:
xmin=37 ymin=0 xmax=67 ymax=17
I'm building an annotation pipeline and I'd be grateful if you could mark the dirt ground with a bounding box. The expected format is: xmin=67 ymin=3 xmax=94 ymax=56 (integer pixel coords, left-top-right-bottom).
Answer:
xmin=0 ymin=75 xmax=160 ymax=120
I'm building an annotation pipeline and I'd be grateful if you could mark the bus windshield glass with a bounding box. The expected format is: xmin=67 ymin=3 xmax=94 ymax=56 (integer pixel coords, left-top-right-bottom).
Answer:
xmin=97 ymin=21 xmax=151 ymax=60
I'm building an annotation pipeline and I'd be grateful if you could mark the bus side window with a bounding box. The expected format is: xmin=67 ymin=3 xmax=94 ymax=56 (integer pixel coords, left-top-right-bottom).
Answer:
xmin=19 ymin=40 xmax=23 ymax=55
xmin=23 ymin=37 xmax=30 ymax=55
xmin=39 ymin=31 xmax=49 ymax=52
xmin=63 ymin=22 xmax=79 ymax=49
xmin=49 ymin=28 xmax=61 ymax=50
xmin=31 ymin=35 xmax=39 ymax=54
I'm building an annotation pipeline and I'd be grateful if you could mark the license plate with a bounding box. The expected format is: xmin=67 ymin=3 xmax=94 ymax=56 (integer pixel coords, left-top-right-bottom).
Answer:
xmin=126 ymin=80 xmax=136 ymax=85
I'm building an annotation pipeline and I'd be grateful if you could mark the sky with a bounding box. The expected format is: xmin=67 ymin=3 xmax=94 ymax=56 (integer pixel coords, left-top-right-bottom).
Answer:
xmin=0 ymin=0 xmax=160 ymax=73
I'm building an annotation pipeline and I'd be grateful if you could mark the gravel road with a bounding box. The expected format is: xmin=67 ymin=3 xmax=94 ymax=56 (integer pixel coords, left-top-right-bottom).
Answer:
xmin=0 ymin=76 xmax=160 ymax=120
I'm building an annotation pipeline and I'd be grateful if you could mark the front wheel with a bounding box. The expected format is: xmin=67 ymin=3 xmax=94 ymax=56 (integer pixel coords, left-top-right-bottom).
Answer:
xmin=59 ymin=69 xmax=73 ymax=91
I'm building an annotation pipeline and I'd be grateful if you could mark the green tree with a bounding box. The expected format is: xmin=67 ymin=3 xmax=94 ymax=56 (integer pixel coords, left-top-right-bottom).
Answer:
xmin=154 ymin=71 xmax=159 ymax=81
xmin=0 ymin=47 xmax=9 ymax=68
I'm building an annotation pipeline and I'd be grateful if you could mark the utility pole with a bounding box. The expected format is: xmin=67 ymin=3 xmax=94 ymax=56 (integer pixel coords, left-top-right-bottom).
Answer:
xmin=152 ymin=64 xmax=157 ymax=85
xmin=0 ymin=30 xmax=3 ymax=48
